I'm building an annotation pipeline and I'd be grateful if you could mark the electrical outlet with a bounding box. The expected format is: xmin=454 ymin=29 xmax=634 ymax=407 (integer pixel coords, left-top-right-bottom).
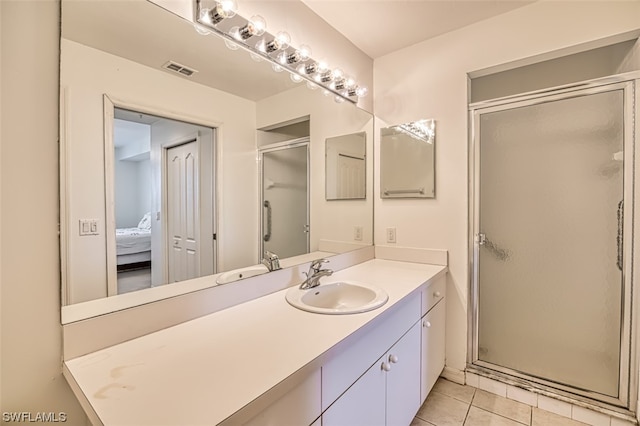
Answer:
xmin=354 ymin=226 xmax=363 ymax=241
xmin=386 ymin=227 xmax=396 ymax=244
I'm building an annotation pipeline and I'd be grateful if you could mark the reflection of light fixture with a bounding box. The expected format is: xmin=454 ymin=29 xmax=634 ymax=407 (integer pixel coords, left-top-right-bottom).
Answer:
xmin=200 ymin=0 xmax=238 ymax=25
xmin=195 ymin=0 xmax=367 ymax=103
xmin=394 ymin=119 xmax=435 ymax=144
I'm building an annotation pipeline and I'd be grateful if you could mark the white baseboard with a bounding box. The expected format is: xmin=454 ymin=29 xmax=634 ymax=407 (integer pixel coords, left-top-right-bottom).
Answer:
xmin=441 ymin=366 xmax=465 ymax=385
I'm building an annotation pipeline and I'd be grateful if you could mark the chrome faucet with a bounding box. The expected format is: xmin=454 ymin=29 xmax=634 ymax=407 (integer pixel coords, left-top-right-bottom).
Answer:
xmin=299 ymin=258 xmax=333 ymax=289
xmin=262 ymin=251 xmax=281 ymax=271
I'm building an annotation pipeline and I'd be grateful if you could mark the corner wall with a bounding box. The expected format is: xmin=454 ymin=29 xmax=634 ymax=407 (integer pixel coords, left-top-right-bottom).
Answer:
xmin=0 ymin=0 xmax=85 ymax=420
xmin=373 ymin=0 xmax=640 ymax=374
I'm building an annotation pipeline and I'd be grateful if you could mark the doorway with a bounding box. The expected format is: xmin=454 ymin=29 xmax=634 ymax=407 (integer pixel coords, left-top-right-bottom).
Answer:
xmin=106 ymin=103 xmax=216 ymax=295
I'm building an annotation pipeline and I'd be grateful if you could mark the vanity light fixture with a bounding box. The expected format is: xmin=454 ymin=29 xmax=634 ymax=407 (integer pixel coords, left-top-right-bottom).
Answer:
xmin=195 ymin=0 xmax=368 ymax=103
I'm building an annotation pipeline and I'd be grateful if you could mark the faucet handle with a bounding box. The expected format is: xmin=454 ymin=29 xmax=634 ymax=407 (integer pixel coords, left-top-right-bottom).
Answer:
xmin=310 ymin=258 xmax=329 ymax=271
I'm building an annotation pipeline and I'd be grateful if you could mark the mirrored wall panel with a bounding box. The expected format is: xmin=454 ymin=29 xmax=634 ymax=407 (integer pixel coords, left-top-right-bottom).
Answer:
xmin=380 ymin=119 xmax=435 ymax=199
xmin=60 ymin=0 xmax=374 ymax=309
xmin=326 ymin=132 xmax=366 ymax=200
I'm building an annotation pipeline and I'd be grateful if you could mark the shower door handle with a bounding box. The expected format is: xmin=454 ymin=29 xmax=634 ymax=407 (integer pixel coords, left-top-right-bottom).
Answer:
xmin=263 ymin=200 xmax=272 ymax=242
xmin=617 ymin=200 xmax=623 ymax=271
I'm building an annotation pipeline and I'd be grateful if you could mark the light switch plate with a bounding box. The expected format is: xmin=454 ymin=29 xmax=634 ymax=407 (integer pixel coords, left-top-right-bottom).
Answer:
xmin=386 ymin=227 xmax=396 ymax=244
xmin=79 ymin=219 xmax=99 ymax=236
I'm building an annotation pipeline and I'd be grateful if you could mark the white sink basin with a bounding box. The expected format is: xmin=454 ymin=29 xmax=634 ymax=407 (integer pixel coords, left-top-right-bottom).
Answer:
xmin=216 ymin=264 xmax=269 ymax=284
xmin=286 ymin=281 xmax=388 ymax=314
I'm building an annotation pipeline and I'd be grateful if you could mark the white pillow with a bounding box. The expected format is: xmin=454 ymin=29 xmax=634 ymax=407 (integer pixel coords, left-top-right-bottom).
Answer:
xmin=138 ymin=212 xmax=152 ymax=230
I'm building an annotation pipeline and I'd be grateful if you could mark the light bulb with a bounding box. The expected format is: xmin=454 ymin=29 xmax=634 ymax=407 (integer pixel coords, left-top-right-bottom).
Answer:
xmin=250 ymin=53 xmax=263 ymax=62
xmin=290 ymin=73 xmax=303 ymax=83
xmin=261 ymin=31 xmax=291 ymax=53
xmin=297 ymin=62 xmax=317 ymax=75
xmin=334 ymin=95 xmax=345 ymax=104
xmin=272 ymin=63 xmax=284 ymax=72
xmin=356 ymin=86 xmax=368 ymax=98
xmin=194 ymin=23 xmax=211 ymax=35
xmin=332 ymin=68 xmax=344 ymax=80
xmin=297 ymin=44 xmax=312 ymax=61
xmin=224 ymin=38 xmax=239 ymax=50
xmin=207 ymin=0 xmax=238 ymax=24
xmin=233 ymin=15 xmax=266 ymax=40
xmin=345 ymin=76 xmax=356 ymax=89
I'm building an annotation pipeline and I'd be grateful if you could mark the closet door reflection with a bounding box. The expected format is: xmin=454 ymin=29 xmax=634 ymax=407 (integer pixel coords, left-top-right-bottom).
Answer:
xmin=260 ymin=141 xmax=309 ymax=260
xmin=475 ymin=85 xmax=628 ymax=401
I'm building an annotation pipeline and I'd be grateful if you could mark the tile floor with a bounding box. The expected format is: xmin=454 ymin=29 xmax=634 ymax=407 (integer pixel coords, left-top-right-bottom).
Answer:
xmin=412 ymin=378 xmax=588 ymax=426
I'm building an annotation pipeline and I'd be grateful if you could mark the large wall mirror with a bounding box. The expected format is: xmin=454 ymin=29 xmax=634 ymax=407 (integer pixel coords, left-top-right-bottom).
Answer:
xmin=60 ymin=0 xmax=373 ymax=311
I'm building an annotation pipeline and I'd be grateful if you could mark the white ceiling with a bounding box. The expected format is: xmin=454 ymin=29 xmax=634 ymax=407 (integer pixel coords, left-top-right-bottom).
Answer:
xmin=301 ymin=0 xmax=535 ymax=59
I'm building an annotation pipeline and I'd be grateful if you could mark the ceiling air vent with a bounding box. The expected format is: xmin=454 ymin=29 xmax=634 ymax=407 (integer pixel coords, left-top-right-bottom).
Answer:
xmin=162 ymin=61 xmax=198 ymax=77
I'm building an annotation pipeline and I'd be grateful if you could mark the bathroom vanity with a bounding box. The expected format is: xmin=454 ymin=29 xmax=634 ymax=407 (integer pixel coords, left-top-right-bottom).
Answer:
xmin=63 ymin=259 xmax=447 ymax=425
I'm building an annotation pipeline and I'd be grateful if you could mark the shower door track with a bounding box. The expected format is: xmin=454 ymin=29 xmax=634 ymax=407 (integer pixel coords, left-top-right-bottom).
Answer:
xmin=467 ymin=72 xmax=640 ymax=412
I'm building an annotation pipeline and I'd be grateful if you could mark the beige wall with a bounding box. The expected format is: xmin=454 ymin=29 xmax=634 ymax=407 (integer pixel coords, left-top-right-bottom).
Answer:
xmin=373 ymin=0 xmax=640 ymax=374
xmin=0 ymin=0 xmax=85 ymax=421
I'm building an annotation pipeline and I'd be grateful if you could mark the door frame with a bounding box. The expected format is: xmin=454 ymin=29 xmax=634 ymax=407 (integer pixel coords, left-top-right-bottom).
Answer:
xmin=102 ymin=95 xmax=219 ymax=296
xmin=257 ymin=137 xmax=310 ymax=262
xmin=467 ymin=73 xmax=639 ymax=410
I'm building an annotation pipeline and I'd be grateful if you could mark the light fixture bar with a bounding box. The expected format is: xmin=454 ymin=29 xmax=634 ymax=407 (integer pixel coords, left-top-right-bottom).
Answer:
xmin=194 ymin=0 xmax=366 ymax=104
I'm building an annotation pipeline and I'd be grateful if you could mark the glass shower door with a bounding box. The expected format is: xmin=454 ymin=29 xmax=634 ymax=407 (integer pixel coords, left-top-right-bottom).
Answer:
xmin=260 ymin=142 xmax=310 ymax=260
xmin=473 ymin=83 xmax=631 ymax=403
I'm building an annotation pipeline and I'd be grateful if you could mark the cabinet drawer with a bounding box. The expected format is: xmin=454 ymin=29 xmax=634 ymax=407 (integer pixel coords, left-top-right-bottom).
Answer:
xmin=422 ymin=275 xmax=446 ymax=316
xmin=321 ymin=291 xmax=421 ymax=410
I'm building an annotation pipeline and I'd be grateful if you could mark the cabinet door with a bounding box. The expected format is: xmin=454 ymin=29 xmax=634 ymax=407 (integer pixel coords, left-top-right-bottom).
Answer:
xmin=386 ymin=322 xmax=421 ymax=426
xmin=421 ymin=298 xmax=446 ymax=402
xmin=322 ymin=356 xmax=386 ymax=426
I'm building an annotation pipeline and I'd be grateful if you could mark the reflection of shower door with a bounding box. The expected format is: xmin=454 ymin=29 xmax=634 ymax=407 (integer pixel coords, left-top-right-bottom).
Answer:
xmin=166 ymin=140 xmax=200 ymax=283
xmin=260 ymin=140 xmax=310 ymax=260
xmin=471 ymin=81 xmax=634 ymax=407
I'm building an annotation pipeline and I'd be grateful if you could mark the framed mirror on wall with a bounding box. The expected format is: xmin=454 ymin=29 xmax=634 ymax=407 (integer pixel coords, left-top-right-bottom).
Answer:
xmin=59 ymin=0 xmax=374 ymax=314
xmin=380 ymin=119 xmax=435 ymax=199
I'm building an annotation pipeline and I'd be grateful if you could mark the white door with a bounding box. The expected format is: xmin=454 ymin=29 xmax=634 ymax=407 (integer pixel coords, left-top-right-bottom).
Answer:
xmin=167 ymin=141 xmax=199 ymax=283
xmin=336 ymin=154 xmax=365 ymax=199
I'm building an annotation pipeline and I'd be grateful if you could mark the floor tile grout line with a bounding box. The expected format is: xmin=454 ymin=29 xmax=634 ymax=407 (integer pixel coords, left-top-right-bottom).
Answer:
xmin=466 ymin=405 xmax=532 ymax=426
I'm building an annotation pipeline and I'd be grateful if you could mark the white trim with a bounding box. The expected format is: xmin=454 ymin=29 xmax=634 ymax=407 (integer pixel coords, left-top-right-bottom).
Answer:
xmin=441 ymin=367 xmax=465 ymax=385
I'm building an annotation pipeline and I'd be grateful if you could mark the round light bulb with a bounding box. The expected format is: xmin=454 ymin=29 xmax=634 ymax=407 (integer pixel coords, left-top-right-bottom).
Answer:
xmin=194 ymin=23 xmax=211 ymax=35
xmin=249 ymin=15 xmax=267 ymax=36
xmin=298 ymin=44 xmax=312 ymax=61
xmin=272 ymin=63 xmax=284 ymax=73
xmin=290 ymin=73 xmax=303 ymax=83
xmin=332 ymin=68 xmax=344 ymax=80
xmin=275 ymin=31 xmax=291 ymax=49
xmin=250 ymin=53 xmax=263 ymax=62
xmin=356 ymin=86 xmax=369 ymax=98
xmin=224 ymin=38 xmax=239 ymax=50
xmin=334 ymin=95 xmax=345 ymax=104
xmin=198 ymin=8 xmax=213 ymax=25
xmin=345 ymin=76 xmax=356 ymax=88
xmin=218 ymin=0 xmax=238 ymax=18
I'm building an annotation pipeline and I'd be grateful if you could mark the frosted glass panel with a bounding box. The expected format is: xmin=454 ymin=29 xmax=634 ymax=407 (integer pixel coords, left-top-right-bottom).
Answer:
xmin=478 ymin=90 xmax=624 ymax=397
xmin=262 ymin=146 xmax=309 ymax=259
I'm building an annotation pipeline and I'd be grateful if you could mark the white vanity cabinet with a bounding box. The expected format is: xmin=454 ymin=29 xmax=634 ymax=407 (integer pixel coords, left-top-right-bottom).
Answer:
xmin=420 ymin=276 xmax=446 ymax=402
xmin=323 ymin=322 xmax=421 ymax=426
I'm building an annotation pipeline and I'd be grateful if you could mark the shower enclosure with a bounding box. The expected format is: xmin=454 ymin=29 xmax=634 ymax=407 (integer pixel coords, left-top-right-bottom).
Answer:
xmin=259 ymin=139 xmax=310 ymax=261
xmin=469 ymin=75 xmax=638 ymax=409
